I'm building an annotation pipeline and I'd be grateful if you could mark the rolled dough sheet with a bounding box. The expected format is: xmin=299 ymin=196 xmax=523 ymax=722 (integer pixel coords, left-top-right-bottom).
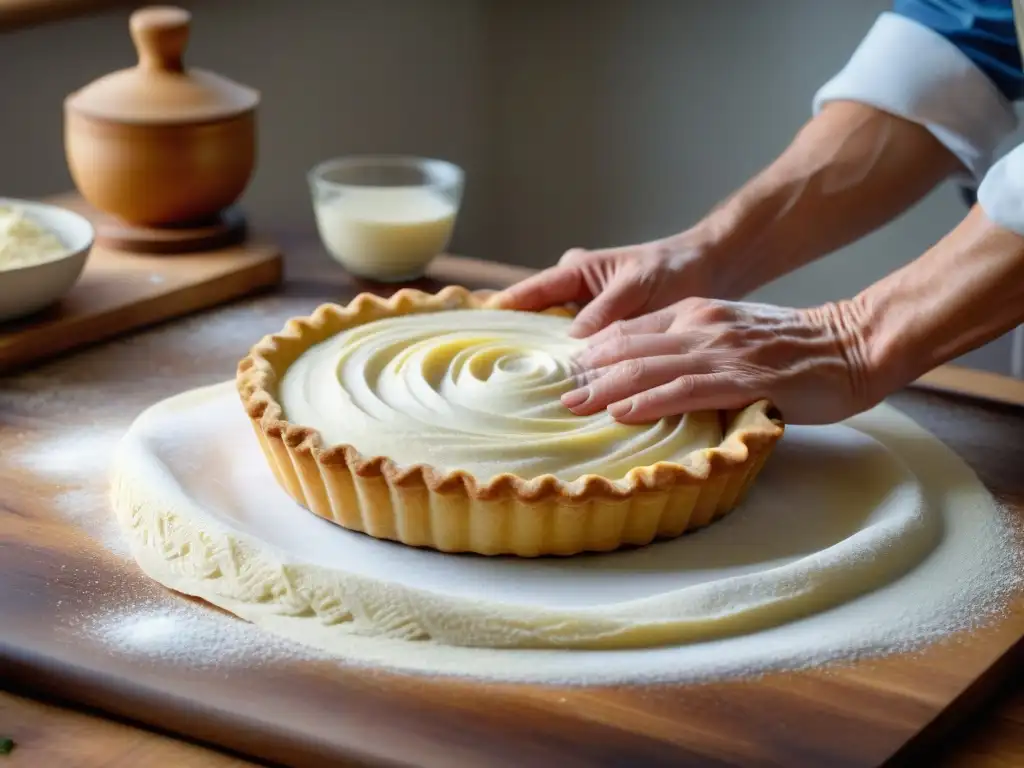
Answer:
xmin=109 ymin=382 xmax=1019 ymax=681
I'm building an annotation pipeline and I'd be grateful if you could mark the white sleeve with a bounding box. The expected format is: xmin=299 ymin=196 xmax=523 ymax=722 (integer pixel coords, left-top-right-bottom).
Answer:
xmin=977 ymin=145 xmax=1024 ymax=235
xmin=812 ymin=11 xmax=1018 ymax=182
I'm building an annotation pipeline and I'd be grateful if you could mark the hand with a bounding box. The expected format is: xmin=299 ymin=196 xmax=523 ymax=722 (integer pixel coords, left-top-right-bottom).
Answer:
xmin=563 ymin=297 xmax=876 ymax=425
xmin=490 ymin=236 xmax=713 ymax=337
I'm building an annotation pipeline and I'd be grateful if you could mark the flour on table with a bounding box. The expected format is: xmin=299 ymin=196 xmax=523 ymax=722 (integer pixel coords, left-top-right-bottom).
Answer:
xmin=0 ymin=295 xmax=322 ymax=560
xmin=100 ymin=380 xmax=1024 ymax=685
xmin=71 ymin=589 xmax=329 ymax=669
xmin=8 ymin=427 xmax=130 ymax=556
xmin=15 ymin=427 xmax=123 ymax=478
xmin=6 ymin=293 xmax=1021 ymax=686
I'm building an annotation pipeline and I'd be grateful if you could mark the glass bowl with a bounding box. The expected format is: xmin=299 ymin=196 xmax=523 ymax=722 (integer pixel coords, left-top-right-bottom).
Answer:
xmin=308 ymin=155 xmax=464 ymax=282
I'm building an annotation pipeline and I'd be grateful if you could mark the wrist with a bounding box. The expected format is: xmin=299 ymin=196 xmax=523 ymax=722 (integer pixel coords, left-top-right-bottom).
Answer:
xmin=802 ymin=299 xmax=889 ymax=411
xmin=849 ymin=207 xmax=1024 ymax=397
xmin=645 ymin=226 xmax=728 ymax=300
xmin=843 ymin=293 xmax=912 ymax=405
xmin=660 ymin=211 xmax=756 ymax=300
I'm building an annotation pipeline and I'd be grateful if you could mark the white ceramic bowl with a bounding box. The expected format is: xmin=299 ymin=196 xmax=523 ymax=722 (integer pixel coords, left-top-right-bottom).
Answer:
xmin=0 ymin=198 xmax=95 ymax=323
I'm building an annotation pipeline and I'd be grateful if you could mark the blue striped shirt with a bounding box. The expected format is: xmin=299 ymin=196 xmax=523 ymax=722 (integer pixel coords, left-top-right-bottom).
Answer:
xmin=895 ymin=0 xmax=1024 ymax=99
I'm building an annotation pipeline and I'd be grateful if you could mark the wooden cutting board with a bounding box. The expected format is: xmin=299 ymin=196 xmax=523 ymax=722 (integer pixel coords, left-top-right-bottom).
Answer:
xmin=2 ymin=254 xmax=1024 ymax=768
xmin=0 ymin=193 xmax=282 ymax=374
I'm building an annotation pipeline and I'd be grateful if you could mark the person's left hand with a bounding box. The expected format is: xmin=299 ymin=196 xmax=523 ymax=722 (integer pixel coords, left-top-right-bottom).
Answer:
xmin=563 ymin=297 xmax=878 ymax=425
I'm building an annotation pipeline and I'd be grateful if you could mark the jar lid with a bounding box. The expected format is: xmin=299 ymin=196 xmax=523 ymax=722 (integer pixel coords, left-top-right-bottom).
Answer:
xmin=65 ymin=6 xmax=259 ymax=125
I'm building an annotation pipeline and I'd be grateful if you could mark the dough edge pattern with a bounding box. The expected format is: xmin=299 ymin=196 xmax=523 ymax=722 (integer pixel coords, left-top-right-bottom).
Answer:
xmin=108 ymin=383 xmax=941 ymax=652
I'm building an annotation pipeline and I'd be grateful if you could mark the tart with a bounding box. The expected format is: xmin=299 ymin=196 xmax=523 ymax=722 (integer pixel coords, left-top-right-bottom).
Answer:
xmin=236 ymin=286 xmax=784 ymax=557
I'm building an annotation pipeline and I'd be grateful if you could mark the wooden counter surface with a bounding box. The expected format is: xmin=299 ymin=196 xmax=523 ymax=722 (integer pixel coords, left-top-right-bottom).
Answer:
xmin=2 ymin=231 xmax=1024 ymax=767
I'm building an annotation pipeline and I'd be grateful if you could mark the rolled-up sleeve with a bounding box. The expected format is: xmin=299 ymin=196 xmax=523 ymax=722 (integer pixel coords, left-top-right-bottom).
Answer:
xmin=977 ymin=145 xmax=1024 ymax=233
xmin=813 ymin=7 xmax=1019 ymax=181
xmin=814 ymin=2 xmax=1024 ymax=234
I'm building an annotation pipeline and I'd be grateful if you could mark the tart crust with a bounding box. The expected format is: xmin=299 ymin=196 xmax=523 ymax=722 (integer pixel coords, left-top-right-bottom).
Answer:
xmin=236 ymin=285 xmax=784 ymax=557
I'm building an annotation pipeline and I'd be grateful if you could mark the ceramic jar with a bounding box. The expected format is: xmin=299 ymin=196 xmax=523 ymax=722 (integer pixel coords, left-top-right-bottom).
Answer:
xmin=63 ymin=6 xmax=260 ymax=227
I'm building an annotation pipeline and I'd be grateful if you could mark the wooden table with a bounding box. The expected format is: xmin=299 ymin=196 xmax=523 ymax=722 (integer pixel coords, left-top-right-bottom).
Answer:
xmin=2 ymin=232 xmax=1024 ymax=767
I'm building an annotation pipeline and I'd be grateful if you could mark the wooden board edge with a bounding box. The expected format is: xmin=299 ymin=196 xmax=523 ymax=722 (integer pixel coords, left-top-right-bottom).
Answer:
xmin=0 ymin=252 xmax=282 ymax=374
xmin=430 ymin=254 xmax=535 ymax=286
xmin=912 ymin=365 xmax=1024 ymax=409
xmin=0 ymin=646 xmax=384 ymax=768
xmin=885 ymin=635 xmax=1024 ymax=765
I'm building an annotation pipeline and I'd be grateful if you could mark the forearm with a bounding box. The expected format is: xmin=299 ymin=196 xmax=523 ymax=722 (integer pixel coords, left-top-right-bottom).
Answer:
xmin=848 ymin=206 xmax=1024 ymax=401
xmin=681 ymin=101 xmax=962 ymax=299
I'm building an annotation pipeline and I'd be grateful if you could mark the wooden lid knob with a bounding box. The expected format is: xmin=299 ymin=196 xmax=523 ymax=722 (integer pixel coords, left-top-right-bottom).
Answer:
xmin=65 ymin=4 xmax=258 ymax=124
xmin=130 ymin=6 xmax=191 ymax=73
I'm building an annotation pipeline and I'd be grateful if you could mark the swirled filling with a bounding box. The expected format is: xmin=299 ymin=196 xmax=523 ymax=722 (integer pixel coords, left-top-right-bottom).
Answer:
xmin=279 ymin=309 xmax=722 ymax=482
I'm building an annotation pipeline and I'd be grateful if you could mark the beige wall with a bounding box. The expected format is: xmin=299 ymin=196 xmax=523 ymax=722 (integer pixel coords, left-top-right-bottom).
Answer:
xmin=0 ymin=0 xmax=492 ymax=251
xmin=1 ymin=0 xmax=1018 ymax=374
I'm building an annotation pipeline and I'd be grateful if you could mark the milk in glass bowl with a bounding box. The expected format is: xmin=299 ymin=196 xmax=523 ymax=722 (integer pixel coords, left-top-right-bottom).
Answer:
xmin=309 ymin=156 xmax=464 ymax=282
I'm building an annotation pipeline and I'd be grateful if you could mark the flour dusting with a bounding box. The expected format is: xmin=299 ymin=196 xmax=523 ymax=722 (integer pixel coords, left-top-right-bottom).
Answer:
xmin=72 ymin=591 xmax=329 ymax=669
xmin=9 ymin=428 xmax=130 ymax=556
xmin=66 ymin=515 xmax=1024 ymax=686
xmin=91 ymin=385 xmax=1024 ymax=685
xmin=6 ymin=294 xmax=1023 ymax=686
xmin=0 ymin=295 xmax=319 ymax=560
xmin=15 ymin=428 xmax=123 ymax=478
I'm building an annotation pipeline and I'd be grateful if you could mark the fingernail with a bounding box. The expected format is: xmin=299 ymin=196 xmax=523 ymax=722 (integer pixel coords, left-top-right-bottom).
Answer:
xmin=561 ymin=387 xmax=590 ymax=408
xmin=608 ymin=400 xmax=633 ymax=419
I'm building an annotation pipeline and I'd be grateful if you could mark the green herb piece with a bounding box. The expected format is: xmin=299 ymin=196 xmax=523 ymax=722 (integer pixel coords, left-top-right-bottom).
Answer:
xmin=0 ymin=737 xmax=13 ymax=755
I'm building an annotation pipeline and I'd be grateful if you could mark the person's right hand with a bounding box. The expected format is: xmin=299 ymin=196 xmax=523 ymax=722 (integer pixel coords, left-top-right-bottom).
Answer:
xmin=489 ymin=237 xmax=713 ymax=338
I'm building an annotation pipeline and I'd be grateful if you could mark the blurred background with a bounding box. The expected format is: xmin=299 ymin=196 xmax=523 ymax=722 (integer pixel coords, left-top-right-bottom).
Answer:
xmin=2 ymin=0 xmax=1021 ymax=375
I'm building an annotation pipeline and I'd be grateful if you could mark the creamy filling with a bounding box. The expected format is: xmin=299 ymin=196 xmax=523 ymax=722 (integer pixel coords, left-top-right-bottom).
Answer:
xmin=279 ymin=309 xmax=723 ymax=482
